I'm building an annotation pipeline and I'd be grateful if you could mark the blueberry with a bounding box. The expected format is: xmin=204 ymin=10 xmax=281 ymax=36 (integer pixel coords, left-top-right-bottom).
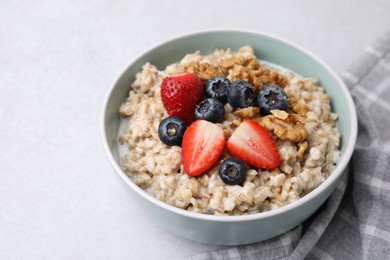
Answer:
xmin=158 ymin=116 xmax=187 ymax=146
xmin=219 ymin=158 xmax=247 ymax=185
xmin=205 ymin=77 xmax=231 ymax=104
xmin=256 ymin=85 xmax=288 ymax=115
xmin=195 ymin=98 xmax=225 ymax=123
xmin=227 ymin=80 xmax=256 ymax=108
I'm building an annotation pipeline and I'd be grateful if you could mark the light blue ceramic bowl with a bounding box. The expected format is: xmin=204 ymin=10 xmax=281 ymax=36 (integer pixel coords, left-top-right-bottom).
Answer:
xmin=101 ymin=30 xmax=357 ymax=245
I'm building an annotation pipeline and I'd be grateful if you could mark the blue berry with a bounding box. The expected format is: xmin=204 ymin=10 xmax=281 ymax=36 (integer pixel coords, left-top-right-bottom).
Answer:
xmin=219 ymin=158 xmax=247 ymax=185
xmin=205 ymin=77 xmax=231 ymax=104
xmin=195 ymin=98 xmax=225 ymax=123
xmin=256 ymin=85 xmax=288 ymax=115
xmin=227 ymin=80 xmax=256 ymax=108
xmin=158 ymin=116 xmax=187 ymax=146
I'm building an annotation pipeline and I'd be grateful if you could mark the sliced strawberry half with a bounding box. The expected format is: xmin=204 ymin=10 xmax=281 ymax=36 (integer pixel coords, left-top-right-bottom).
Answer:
xmin=182 ymin=120 xmax=225 ymax=176
xmin=227 ymin=120 xmax=280 ymax=169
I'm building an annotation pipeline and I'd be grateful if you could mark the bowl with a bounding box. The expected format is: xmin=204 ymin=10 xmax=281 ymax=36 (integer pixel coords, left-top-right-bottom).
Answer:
xmin=101 ymin=30 xmax=357 ymax=245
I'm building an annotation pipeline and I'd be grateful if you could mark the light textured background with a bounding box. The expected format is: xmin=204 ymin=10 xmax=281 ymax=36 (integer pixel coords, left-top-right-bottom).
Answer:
xmin=1 ymin=0 xmax=389 ymax=259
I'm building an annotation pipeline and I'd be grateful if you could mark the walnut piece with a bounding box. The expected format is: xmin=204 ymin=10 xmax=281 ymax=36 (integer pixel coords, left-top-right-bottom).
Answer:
xmin=255 ymin=68 xmax=289 ymax=89
xmin=234 ymin=107 xmax=260 ymax=118
xmin=183 ymin=49 xmax=288 ymax=90
xmin=291 ymin=102 xmax=309 ymax=117
xmin=184 ymin=62 xmax=226 ymax=80
xmin=232 ymin=119 xmax=242 ymax=126
xmin=229 ymin=65 xmax=288 ymax=89
xmin=219 ymin=55 xmax=288 ymax=89
xmin=270 ymin=109 xmax=289 ymax=120
xmin=297 ymin=141 xmax=308 ymax=159
xmin=255 ymin=110 xmax=308 ymax=142
xmin=221 ymin=56 xmax=261 ymax=70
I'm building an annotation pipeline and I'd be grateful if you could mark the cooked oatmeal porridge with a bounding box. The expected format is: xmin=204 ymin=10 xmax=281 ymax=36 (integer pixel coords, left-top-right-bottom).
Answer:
xmin=118 ymin=46 xmax=340 ymax=216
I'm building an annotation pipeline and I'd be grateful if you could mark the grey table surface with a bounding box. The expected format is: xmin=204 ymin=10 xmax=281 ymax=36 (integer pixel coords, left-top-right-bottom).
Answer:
xmin=1 ymin=0 xmax=389 ymax=259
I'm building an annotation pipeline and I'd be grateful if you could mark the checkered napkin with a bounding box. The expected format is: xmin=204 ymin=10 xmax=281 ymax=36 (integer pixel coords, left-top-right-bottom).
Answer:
xmin=187 ymin=30 xmax=390 ymax=260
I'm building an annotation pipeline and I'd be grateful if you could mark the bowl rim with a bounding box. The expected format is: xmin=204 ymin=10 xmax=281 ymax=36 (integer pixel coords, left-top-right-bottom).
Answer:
xmin=101 ymin=29 xmax=358 ymax=222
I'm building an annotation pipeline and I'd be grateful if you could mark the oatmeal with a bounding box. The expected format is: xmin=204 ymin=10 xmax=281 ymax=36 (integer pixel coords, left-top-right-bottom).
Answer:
xmin=118 ymin=46 xmax=340 ymax=215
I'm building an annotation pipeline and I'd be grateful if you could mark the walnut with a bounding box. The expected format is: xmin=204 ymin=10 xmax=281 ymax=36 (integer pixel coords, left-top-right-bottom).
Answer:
xmin=288 ymin=113 xmax=306 ymax=125
xmin=232 ymin=119 xmax=242 ymax=126
xmin=297 ymin=141 xmax=308 ymax=159
xmin=256 ymin=69 xmax=289 ymax=89
xmin=184 ymin=62 xmax=226 ymax=80
xmin=231 ymin=65 xmax=262 ymax=88
xmin=221 ymin=56 xmax=260 ymax=70
xmin=270 ymin=109 xmax=289 ymax=120
xmin=291 ymin=102 xmax=309 ymax=117
xmin=183 ymin=51 xmax=288 ymax=90
xmin=255 ymin=110 xmax=308 ymax=142
xmin=234 ymin=107 xmax=260 ymax=118
xmin=228 ymin=65 xmax=288 ymax=89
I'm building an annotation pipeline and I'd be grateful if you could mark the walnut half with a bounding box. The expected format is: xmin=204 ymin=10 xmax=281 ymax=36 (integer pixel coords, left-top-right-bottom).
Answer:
xmin=233 ymin=107 xmax=260 ymax=119
xmin=255 ymin=110 xmax=308 ymax=142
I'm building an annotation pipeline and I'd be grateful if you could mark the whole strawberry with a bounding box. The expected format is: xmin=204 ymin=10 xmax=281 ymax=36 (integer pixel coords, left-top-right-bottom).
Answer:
xmin=161 ymin=73 xmax=204 ymax=125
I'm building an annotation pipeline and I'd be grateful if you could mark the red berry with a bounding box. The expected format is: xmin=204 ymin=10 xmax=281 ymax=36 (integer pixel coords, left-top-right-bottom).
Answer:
xmin=182 ymin=120 xmax=225 ymax=176
xmin=161 ymin=73 xmax=204 ymax=125
xmin=227 ymin=120 xmax=280 ymax=169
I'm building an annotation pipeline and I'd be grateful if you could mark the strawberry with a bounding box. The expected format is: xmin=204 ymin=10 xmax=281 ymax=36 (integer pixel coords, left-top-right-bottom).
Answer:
xmin=227 ymin=120 xmax=280 ymax=169
xmin=182 ymin=120 xmax=225 ymax=176
xmin=161 ymin=73 xmax=204 ymax=125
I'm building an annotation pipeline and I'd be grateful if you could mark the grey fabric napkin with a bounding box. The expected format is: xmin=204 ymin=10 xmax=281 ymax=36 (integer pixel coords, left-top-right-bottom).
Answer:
xmin=187 ymin=30 xmax=390 ymax=260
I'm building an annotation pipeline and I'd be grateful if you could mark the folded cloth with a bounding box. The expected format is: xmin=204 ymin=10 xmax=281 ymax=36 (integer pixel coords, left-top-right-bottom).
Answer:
xmin=187 ymin=30 xmax=390 ymax=260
